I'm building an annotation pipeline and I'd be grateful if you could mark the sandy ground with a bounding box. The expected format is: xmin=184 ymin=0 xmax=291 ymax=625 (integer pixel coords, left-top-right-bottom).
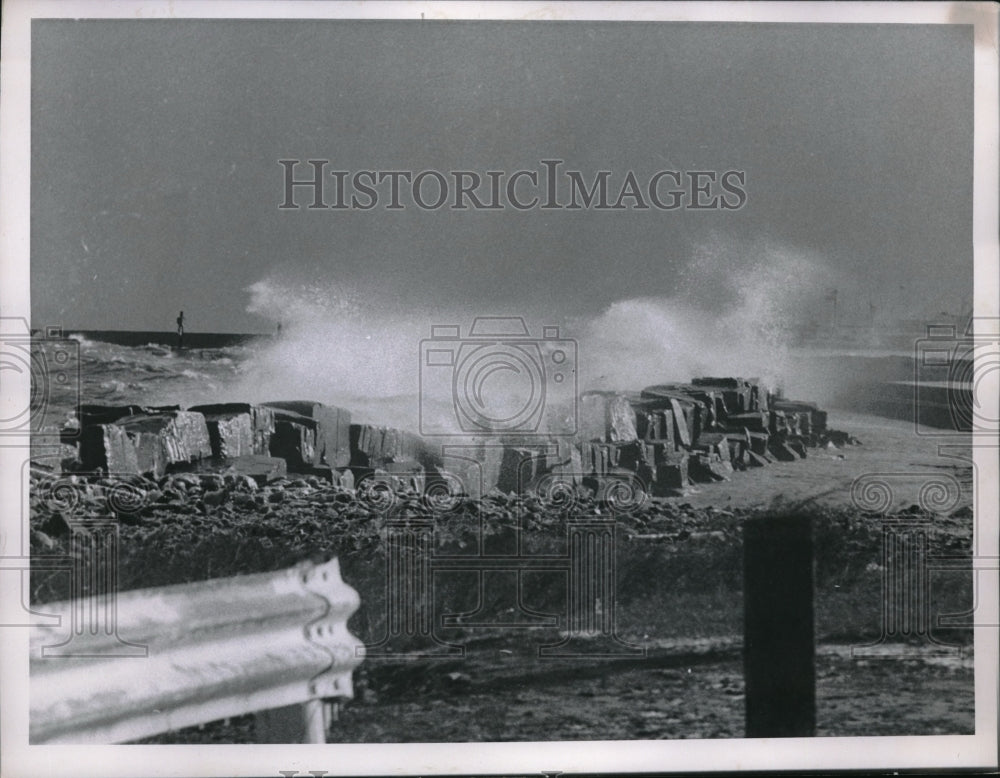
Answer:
xmin=673 ymin=410 xmax=972 ymax=513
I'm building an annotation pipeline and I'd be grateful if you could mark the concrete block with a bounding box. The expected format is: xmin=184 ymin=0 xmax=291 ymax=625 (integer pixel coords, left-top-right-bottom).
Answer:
xmin=644 ymin=384 xmax=724 ymax=428
xmin=748 ymin=431 xmax=770 ymax=455
xmin=614 ymin=440 xmax=655 ymax=473
xmin=578 ymin=392 xmax=638 ymax=443
xmin=380 ymin=459 xmax=426 ymax=492
xmin=772 ymin=400 xmax=827 ymax=435
xmin=269 ymin=416 xmax=317 ymax=471
xmin=769 ymin=409 xmax=803 ymax=437
xmin=724 ymin=433 xmax=750 ymax=469
xmin=80 ymin=423 xmax=140 ymax=475
xmin=652 ymin=453 xmax=689 ymax=493
xmin=350 ymin=424 xmax=425 ymax=469
xmin=550 ymin=442 xmax=585 ymax=485
xmin=692 ymin=376 xmax=745 ymax=388
xmin=748 ymin=379 xmax=767 ymax=412
xmin=224 ymin=454 xmax=288 ymax=486
xmin=81 ymin=411 xmax=212 ymax=478
xmin=79 ymin=404 xmax=180 ymax=427
xmin=726 ymin=411 xmax=769 ymax=433
xmin=693 ymin=377 xmax=755 ymax=414
xmin=189 ymin=403 xmax=275 ymax=455
xmin=695 ymin=433 xmax=736 ymax=471
xmin=607 ymin=395 xmax=638 ymax=442
xmin=263 ymin=401 xmax=352 ymax=467
xmin=639 ymin=387 xmax=701 ymax=448
xmin=689 ymin=451 xmax=731 ymax=482
xmin=123 ymin=411 xmax=213 ymax=477
xmin=204 ymin=412 xmax=255 ymax=459
xmin=439 ymin=444 xmax=506 ymax=499
xmin=786 ymin=437 xmax=808 ymax=459
xmin=635 ymin=407 xmax=674 ymax=447
xmin=582 ymin=442 xmax=613 ymax=475
xmin=496 ymin=447 xmax=553 ymax=493
xmin=768 ymin=439 xmax=799 ymax=462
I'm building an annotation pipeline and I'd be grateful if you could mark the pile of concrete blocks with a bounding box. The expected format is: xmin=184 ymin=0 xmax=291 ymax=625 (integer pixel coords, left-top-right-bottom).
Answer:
xmin=64 ymin=399 xmax=354 ymax=485
xmin=44 ymin=376 xmax=848 ymax=503
xmin=576 ymin=390 xmax=691 ymax=496
xmin=571 ymin=376 xmax=847 ymax=495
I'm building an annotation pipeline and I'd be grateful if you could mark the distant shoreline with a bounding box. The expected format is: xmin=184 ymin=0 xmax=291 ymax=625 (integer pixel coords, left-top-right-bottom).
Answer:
xmin=52 ymin=330 xmax=274 ymax=348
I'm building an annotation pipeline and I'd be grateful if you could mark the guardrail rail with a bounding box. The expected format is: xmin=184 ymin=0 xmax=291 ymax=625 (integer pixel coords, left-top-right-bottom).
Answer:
xmin=30 ymin=558 xmax=364 ymax=744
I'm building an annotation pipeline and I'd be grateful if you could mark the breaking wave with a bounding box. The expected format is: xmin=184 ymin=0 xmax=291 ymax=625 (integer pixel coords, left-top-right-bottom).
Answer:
xmin=227 ymin=236 xmax=839 ymax=430
xmin=42 ymin=236 xmax=841 ymax=431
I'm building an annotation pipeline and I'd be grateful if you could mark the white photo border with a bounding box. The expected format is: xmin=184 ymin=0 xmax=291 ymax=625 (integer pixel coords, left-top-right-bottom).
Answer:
xmin=1 ymin=1 xmax=996 ymax=775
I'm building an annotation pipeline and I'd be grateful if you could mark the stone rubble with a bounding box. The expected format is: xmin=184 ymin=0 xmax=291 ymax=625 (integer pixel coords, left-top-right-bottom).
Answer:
xmin=36 ymin=378 xmax=859 ymax=504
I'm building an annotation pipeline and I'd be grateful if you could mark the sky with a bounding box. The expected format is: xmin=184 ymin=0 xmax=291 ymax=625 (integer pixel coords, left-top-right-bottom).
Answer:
xmin=31 ymin=20 xmax=973 ymax=333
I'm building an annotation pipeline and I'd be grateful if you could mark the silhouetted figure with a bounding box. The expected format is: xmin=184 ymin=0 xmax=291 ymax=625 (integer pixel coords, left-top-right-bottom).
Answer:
xmin=176 ymin=311 xmax=185 ymax=350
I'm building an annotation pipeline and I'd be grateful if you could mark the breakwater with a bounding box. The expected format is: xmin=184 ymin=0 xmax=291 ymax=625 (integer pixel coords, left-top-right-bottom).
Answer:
xmin=32 ymin=376 xmax=857 ymax=502
xmin=64 ymin=330 xmax=271 ymax=349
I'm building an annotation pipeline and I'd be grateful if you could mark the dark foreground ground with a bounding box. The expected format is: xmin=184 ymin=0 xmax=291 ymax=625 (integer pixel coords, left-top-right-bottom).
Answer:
xmin=155 ymin=645 xmax=971 ymax=743
xmin=29 ymin=412 xmax=977 ymax=742
xmin=328 ymin=647 xmax=973 ymax=741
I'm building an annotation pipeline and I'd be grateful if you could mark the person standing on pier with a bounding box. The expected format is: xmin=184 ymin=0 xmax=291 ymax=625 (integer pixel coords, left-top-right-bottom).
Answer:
xmin=176 ymin=310 xmax=185 ymax=350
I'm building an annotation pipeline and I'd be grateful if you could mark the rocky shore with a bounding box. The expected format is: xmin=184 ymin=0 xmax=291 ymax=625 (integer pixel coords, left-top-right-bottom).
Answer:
xmin=28 ymin=379 xmax=974 ymax=743
xmin=29 ymin=458 xmax=973 ymax=644
xmin=29 ymin=373 xmax=972 ymax=652
xmin=32 ymin=375 xmax=860 ymax=503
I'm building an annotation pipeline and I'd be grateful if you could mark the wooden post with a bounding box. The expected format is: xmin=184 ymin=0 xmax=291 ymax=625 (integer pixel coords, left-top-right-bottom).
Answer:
xmin=743 ymin=515 xmax=816 ymax=738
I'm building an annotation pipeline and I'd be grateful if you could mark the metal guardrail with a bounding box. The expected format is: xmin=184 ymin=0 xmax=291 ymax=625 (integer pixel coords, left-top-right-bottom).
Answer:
xmin=30 ymin=558 xmax=364 ymax=744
